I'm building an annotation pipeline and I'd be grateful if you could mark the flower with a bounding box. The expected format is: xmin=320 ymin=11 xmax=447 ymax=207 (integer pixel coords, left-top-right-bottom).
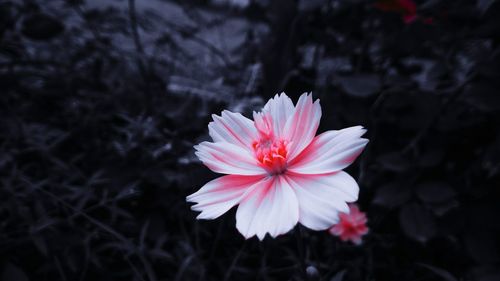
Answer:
xmin=374 ymin=0 xmax=417 ymax=23
xmin=374 ymin=0 xmax=433 ymax=24
xmin=187 ymin=93 xmax=368 ymax=240
xmin=328 ymin=204 xmax=369 ymax=245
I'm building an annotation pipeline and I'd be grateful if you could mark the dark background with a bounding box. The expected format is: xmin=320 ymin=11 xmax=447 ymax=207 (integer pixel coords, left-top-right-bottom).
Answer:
xmin=1 ymin=0 xmax=500 ymax=280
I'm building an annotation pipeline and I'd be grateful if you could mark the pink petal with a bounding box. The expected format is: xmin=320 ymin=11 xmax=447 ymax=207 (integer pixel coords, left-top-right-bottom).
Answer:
xmin=253 ymin=111 xmax=274 ymax=137
xmin=283 ymin=93 xmax=322 ymax=161
xmin=328 ymin=204 xmax=369 ymax=244
xmin=262 ymin=93 xmax=295 ymax=138
xmin=208 ymin=110 xmax=258 ymax=149
xmin=340 ymin=232 xmax=351 ymax=241
xmin=236 ymin=176 xmax=299 ymax=240
xmin=403 ymin=14 xmax=417 ymax=23
xmin=357 ymin=225 xmax=369 ymax=235
xmin=400 ymin=0 xmax=417 ymax=14
xmin=351 ymin=236 xmax=363 ymax=245
xmin=195 ymin=142 xmax=266 ymax=175
xmin=329 ymin=224 xmax=343 ymax=235
xmin=285 ymin=172 xmax=359 ymax=230
xmin=288 ymin=126 xmax=368 ymax=174
xmin=187 ymin=175 xmax=264 ymax=220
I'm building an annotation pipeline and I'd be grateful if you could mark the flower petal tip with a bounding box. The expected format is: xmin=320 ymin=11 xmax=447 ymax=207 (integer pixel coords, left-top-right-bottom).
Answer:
xmin=186 ymin=194 xmax=195 ymax=202
xmin=195 ymin=213 xmax=208 ymax=220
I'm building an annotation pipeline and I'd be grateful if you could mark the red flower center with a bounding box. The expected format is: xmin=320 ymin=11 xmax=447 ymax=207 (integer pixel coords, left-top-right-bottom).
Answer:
xmin=252 ymin=138 xmax=288 ymax=175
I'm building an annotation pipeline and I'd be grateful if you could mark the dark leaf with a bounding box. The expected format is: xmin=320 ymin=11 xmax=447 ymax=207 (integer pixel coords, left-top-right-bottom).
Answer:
xmin=399 ymin=204 xmax=436 ymax=243
xmin=418 ymin=149 xmax=445 ymax=168
xmin=416 ymin=182 xmax=456 ymax=203
xmin=478 ymin=273 xmax=500 ymax=281
xmin=478 ymin=0 xmax=496 ymax=15
xmin=462 ymin=81 xmax=500 ymax=112
xmin=420 ymin=0 xmax=446 ymax=10
xmin=417 ymin=263 xmax=458 ymax=281
xmin=21 ymin=13 xmax=64 ymax=40
xmin=149 ymin=249 xmax=174 ymax=261
xmin=373 ymin=182 xmax=412 ymax=208
xmin=429 ymin=199 xmax=459 ymax=216
xmin=0 ymin=41 xmax=24 ymax=59
xmin=2 ymin=263 xmax=30 ymax=281
xmin=465 ymin=231 xmax=499 ymax=263
xmin=336 ymin=74 xmax=381 ymax=98
xmin=298 ymin=0 xmax=328 ymax=11
xmin=330 ymin=269 xmax=347 ymax=281
xmin=376 ymin=152 xmax=411 ymax=172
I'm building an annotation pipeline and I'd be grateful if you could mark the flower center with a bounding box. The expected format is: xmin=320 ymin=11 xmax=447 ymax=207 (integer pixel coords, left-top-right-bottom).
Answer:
xmin=252 ymin=138 xmax=288 ymax=175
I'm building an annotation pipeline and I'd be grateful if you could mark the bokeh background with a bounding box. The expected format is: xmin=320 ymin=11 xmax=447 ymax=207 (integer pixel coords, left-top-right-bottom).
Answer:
xmin=1 ymin=0 xmax=500 ymax=280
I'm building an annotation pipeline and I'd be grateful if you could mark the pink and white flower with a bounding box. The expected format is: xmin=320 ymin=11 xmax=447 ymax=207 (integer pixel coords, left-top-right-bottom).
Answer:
xmin=328 ymin=204 xmax=369 ymax=245
xmin=187 ymin=93 xmax=368 ymax=240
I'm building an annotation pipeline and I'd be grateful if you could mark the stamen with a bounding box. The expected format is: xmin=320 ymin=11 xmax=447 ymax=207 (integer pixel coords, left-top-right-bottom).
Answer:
xmin=252 ymin=138 xmax=288 ymax=174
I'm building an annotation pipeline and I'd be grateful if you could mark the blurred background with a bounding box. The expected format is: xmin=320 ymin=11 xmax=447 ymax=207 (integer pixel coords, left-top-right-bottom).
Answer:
xmin=1 ymin=0 xmax=499 ymax=280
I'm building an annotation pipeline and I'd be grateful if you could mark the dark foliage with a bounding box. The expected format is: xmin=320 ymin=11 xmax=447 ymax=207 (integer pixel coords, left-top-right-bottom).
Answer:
xmin=1 ymin=0 xmax=499 ymax=280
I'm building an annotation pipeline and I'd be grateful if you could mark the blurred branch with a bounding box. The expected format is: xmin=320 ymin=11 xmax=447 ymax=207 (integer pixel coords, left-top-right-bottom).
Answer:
xmin=125 ymin=256 xmax=147 ymax=281
xmin=170 ymin=0 xmax=234 ymax=33
xmin=54 ymin=256 xmax=68 ymax=281
xmin=72 ymin=4 xmax=109 ymax=47
xmin=0 ymin=59 xmax=61 ymax=68
xmin=295 ymin=226 xmax=309 ymax=280
xmin=26 ymin=177 xmax=156 ymax=281
xmin=223 ymin=241 xmax=246 ymax=281
xmin=161 ymin=20 xmax=232 ymax=67
xmin=128 ymin=0 xmax=146 ymax=76
xmin=403 ymin=72 xmax=478 ymax=154
xmin=32 ymin=182 xmax=129 ymax=243
xmin=127 ymin=0 xmax=153 ymax=111
xmin=128 ymin=0 xmax=145 ymax=56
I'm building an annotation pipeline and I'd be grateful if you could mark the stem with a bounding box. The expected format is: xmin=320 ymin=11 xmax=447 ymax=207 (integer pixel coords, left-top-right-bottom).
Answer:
xmin=128 ymin=0 xmax=145 ymax=56
xmin=127 ymin=0 xmax=152 ymax=112
xmin=295 ymin=226 xmax=308 ymax=280
xmin=29 ymin=180 xmax=153 ymax=281
xmin=402 ymin=72 xmax=476 ymax=154
xmin=223 ymin=241 xmax=246 ymax=281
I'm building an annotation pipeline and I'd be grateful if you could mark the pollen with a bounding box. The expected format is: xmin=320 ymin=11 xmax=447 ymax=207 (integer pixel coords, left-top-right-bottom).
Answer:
xmin=252 ymin=138 xmax=288 ymax=174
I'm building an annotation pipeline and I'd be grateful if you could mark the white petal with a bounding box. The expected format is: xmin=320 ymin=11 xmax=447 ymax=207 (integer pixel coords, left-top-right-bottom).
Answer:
xmin=286 ymin=172 xmax=359 ymax=231
xmin=208 ymin=110 xmax=258 ymax=149
xmin=262 ymin=93 xmax=295 ymax=138
xmin=236 ymin=176 xmax=299 ymax=240
xmin=288 ymin=126 xmax=368 ymax=174
xmin=187 ymin=175 xmax=263 ymax=220
xmin=195 ymin=142 xmax=266 ymax=175
xmin=283 ymin=93 xmax=322 ymax=161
